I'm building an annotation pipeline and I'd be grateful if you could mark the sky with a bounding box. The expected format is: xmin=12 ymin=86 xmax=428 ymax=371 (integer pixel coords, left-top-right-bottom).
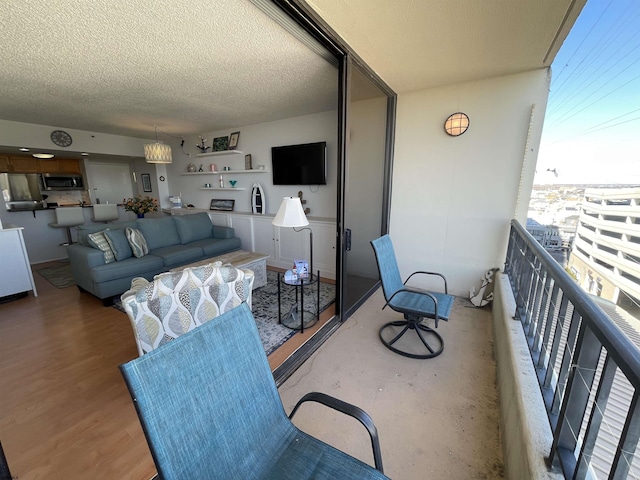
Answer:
xmin=535 ymin=0 xmax=640 ymax=185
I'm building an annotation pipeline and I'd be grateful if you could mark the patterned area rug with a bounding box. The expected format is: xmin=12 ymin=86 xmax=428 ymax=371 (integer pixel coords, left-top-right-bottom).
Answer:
xmin=114 ymin=270 xmax=336 ymax=356
xmin=36 ymin=263 xmax=75 ymax=289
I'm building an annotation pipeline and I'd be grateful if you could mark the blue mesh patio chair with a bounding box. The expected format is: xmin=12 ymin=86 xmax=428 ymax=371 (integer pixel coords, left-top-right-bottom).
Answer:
xmin=120 ymin=303 xmax=388 ymax=479
xmin=371 ymin=234 xmax=454 ymax=359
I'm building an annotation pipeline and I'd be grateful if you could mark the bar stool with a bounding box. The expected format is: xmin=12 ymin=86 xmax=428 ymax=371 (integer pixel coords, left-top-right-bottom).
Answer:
xmin=49 ymin=207 xmax=85 ymax=246
xmin=92 ymin=204 xmax=119 ymax=223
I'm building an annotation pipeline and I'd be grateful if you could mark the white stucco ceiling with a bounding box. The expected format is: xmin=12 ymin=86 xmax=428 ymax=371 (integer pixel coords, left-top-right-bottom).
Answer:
xmin=0 ymin=0 xmax=585 ymax=141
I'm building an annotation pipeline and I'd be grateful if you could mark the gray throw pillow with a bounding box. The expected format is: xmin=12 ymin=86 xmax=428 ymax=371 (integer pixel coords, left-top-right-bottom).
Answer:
xmin=104 ymin=229 xmax=133 ymax=261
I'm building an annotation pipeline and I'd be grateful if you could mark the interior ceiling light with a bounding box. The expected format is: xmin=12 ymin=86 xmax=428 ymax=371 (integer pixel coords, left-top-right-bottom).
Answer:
xmin=444 ymin=112 xmax=470 ymax=137
xmin=32 ymin=153 xmax=55 ymax=159
xmin=19 ymin=147 xmax=30 ymax=152
xmin=81 ymin=152 xmax=90 ymax=156
xmin=144 ymin=125 xmax=172 ymax=164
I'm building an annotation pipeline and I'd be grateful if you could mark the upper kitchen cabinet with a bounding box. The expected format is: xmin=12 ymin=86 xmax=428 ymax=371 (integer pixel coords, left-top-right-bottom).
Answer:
xmin=9 ymin=156 xmax=40 ymax=173
xmin=1 ymin=156 xmax=81 ymax=174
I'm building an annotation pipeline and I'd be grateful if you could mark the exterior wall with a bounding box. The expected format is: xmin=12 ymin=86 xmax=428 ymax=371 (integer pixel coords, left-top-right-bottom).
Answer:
xmin=390 ymin=69 xmax=550 ymax=296
xmin=568 ymin=187 xmax=640 ymax=306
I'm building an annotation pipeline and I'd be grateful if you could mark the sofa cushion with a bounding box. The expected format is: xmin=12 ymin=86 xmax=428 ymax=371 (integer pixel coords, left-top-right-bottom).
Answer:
xmin=77 ymin=221 xmax=137 ymax=246
xmin=150 ymin=244 xmax=204 ymax=268
xmin=126 ymin=227 xmax=149 ymax=258
xmin=173 ymin=213 xmax=214 ymax=244
xmin=189 ymin=237 xmax=242 ymax=258
xmin=137 ymin=217 xmax=181 ymax=250
xmin=90 ymin=254 xmax=165 ymax=284
xmin=105 ymin=229 xmax=133 ymax=261
xmin=87 ymin=229 xmax=116 ymax=264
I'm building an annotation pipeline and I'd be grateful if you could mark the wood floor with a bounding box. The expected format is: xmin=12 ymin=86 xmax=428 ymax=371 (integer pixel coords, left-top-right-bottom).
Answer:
xmin=0 ymin=262 xmax=334 ymax=479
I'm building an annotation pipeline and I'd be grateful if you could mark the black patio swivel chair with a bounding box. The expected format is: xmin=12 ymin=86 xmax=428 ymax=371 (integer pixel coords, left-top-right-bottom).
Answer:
xmin=120 ymin=303 xmax=388 ymax=479
xmin=371 ymin=234 xmax=454 ymax=359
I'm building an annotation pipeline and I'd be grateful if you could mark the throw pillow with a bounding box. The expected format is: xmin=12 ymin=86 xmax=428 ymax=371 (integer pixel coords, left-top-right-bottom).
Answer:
xmin=104 ymin=229 xmax=133 ymax=261
xmin=87 ymin=229 xmax=115 ymax=264
xmin=126 ymin=227 xmax=149 ymax=258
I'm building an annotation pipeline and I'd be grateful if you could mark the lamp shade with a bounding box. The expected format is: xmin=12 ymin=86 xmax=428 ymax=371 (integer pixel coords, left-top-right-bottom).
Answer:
xmin=144 ymin=142 xmax=172 ymax=164
xmin=272 ymin=197 xmax=309 ymax=227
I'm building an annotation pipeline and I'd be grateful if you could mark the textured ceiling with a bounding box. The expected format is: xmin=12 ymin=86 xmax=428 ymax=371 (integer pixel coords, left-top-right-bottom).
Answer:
xmin=0 ymin=0 xmax=584 ymax=142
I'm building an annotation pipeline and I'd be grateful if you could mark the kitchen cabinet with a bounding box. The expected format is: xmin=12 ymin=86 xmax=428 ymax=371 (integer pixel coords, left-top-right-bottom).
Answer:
xmin=1 ymin=156 xmax=81 ymax=174
xmin=9 ymin=156 xmax=40 ymax=173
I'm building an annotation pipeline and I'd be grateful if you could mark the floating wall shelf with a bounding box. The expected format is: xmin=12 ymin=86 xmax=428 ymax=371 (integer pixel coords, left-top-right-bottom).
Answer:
xmin=199 ymin=187 xmax=246 ymax=191
xmin=196 ymin=150 xmax=243 ymax=157
xmin=181 ymin=170 xmax=269 ymax=175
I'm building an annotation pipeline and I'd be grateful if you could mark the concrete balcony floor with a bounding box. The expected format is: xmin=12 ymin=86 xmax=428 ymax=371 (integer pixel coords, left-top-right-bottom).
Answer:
xmin=279 ymin=290 xmax=505 ymax=479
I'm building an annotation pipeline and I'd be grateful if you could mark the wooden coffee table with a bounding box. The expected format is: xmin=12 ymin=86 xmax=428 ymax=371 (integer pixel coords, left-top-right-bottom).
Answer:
xmin=173 ymin=250 xmax=269 ymax=289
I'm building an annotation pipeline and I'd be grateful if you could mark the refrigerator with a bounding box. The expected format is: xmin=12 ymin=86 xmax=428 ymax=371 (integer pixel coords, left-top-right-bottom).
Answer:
xmin=0 ymin=173 xmax=45 ymax=211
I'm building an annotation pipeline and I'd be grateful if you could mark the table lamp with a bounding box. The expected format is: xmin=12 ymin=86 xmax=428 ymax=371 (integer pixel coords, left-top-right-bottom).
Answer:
xmin=272 ymin=196 xmax=312 ymax=276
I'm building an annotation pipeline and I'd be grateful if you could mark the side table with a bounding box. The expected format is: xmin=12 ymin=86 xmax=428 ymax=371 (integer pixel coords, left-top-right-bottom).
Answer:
xmin=277 ymin=271 xmax=320 ymax=333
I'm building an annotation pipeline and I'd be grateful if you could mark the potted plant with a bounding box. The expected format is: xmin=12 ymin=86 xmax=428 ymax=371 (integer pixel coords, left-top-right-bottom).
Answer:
xmin=123 ymin=195 xmax=159 ymax=218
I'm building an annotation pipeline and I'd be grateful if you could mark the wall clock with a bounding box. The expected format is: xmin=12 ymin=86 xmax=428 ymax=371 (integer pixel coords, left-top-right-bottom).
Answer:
xmin=51 ymin=130 xmax=73 ymax=147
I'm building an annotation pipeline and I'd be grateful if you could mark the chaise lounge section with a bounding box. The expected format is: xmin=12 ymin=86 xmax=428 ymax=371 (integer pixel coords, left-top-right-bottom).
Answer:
xmin=67 ymin=213 xmax=241 ymax=304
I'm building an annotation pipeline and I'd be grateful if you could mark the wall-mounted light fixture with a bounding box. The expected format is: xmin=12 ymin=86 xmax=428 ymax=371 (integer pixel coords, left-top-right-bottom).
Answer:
xmin=144 ymin=125 xmax=173 ymax=164
xmin=444 ymin=112 xmax=469 ymax=137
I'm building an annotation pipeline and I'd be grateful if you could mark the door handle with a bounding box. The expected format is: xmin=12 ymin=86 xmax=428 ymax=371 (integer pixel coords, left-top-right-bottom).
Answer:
xmin=345 ymin=228 xmax=352 ymax=251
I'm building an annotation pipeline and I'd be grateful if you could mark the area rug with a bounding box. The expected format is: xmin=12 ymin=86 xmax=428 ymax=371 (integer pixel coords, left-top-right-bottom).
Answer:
xmin=113 ymin=270 xmax=336 ymax=356
xmin=36 ymin=263 xmax=75 ymax=289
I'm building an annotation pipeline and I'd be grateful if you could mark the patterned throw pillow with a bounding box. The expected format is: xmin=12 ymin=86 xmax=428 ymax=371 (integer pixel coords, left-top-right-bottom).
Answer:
xmin=126 ymin=227 xmax=149 ymax=258
xmin=87 ymin=229 xmax=116 ymax=264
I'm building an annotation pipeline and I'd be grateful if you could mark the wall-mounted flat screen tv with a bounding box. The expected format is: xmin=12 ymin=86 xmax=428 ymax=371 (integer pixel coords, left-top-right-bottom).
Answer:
xmin=271 ymin=141 xmax=327 ymax=185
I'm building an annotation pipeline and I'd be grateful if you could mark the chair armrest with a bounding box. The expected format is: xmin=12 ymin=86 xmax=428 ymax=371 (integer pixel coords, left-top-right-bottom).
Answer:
xmin=405 ymin=270 xmax=448 ymax=293
xmin=288 ymin=391 xmax=384 ymax=473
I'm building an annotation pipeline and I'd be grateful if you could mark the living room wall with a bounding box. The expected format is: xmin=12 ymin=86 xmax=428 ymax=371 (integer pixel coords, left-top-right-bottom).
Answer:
xmin=165 ymin=110 xmax=338 ymax=219
xmin=390 ymin=69 xmax=550 ymax=296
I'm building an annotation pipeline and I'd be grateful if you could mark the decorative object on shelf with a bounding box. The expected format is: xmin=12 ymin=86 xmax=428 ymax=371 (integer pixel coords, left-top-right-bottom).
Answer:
xmin=51 ymin=130 xmax=72 ymax=147
xmin=229 ymin=180 xmax=237 ymax=188
xmin=256 ymin=164 xmax=265 ymax=170
xmin=273 ymin=196 xmax=313 ymax=275
xmin=204 ymin=183 xmax=212 ymax=188
xmin=251 ymin=183 xmax=266 ymax=214
xmin=219 ymin=175 xmax=224 ymax=188
xmin=198 ymin=164 xmax=203 ymax=172
xmin=297 ymin=190 xmax=310 ymax=215
xmin=223 ymin=166 xmax=231 ymax=171
xmin=187 ymin=163 xmax=197 ymax=172
xmin=213 ymin=136 xmax=228 ymax=151
xmin=210 ymin=199 xmax=235 ymax=211
xmin=196 ymin=136 xmax=210 ymax=153
xmin=210 ymin=163 xmax=216 ymax=171
xmin=123 ymin=195 xmax=159 ymax=217
xmin=245 ymin=154 xmax=252 ymax=170
xmin=229 ymin=131 xmax=240 ymax=150
xmin=144 ymin=125 xmax=172 ymax=164
xmin=444 ymin=112 xmax=469 ymax=136
xmin=141 ymin=173 xmax=152 ymax=192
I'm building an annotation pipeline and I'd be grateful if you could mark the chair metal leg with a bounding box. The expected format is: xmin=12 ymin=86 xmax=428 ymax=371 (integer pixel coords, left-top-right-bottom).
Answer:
xmin=379 ymin=314 xmax=444 ymax=359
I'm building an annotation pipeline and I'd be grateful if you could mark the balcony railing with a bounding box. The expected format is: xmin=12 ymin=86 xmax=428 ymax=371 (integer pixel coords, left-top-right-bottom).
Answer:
xmin=505 ymin=219 xmax=640 ymax=479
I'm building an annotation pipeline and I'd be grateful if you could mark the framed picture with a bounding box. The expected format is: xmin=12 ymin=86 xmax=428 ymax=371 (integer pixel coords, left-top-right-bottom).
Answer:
xmin=210 ymin=199 xmax=235 ymax=211
xmin=213 ymin=136 xmax=228 ymax=151
xmin=244 ymin=154 xmax=252 ymax=170
xmin=229 ymin=131 xmax=240 ymax=149
xmin=141 ymin=173 xmax=152 ymax=192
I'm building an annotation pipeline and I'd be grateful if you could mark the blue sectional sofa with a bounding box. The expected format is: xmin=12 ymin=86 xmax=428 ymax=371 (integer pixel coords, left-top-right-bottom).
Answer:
xmin=67 ymin=213 xmax=241 ymax=304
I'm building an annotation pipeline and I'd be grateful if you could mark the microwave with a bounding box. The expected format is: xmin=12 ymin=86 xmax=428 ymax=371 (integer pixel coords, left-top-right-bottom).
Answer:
xmin=41 ymin=173 xmax=85 ymax=191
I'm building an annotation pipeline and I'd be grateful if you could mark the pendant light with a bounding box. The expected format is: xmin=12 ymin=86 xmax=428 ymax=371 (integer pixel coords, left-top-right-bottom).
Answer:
xmin=144 ymin=125 xmax=172 ymax=164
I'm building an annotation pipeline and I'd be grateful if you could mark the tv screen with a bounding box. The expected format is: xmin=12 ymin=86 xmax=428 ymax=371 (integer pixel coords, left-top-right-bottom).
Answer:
xmin=271 ymin=141 xmax=327 ymax=185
